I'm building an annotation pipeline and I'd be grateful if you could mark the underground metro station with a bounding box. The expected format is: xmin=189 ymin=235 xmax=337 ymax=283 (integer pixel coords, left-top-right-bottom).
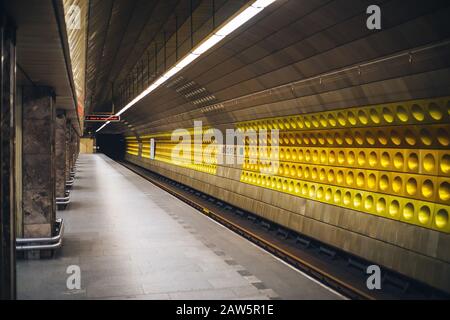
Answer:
xmin=1 ymin=0 xmax=450 ymax=305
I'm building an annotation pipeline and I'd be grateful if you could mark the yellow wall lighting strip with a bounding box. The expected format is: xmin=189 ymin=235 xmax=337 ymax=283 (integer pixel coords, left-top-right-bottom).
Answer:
xmin=127 ymin=133 xmax=218 ymax=175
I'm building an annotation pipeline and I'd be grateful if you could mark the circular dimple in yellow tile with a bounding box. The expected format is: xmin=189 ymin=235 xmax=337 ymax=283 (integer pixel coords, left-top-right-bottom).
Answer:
xmin=392 ymin=176 xmax=402 ymax=193
xmin=368 ymin=173 xmax=376 ymax=189
xmin=329 ymin=151 xmax=336 ymax=164
xmin=291 ymin=149 xmax=297 ymax=161
xmin=312 ymin=150 xmax=319 ymax=162
xmin=348 ymin=111 xmax=357 ymax=125
xmin=291 ymin=166 xmax=297 ymax=177
xmin=295 ymin=134 xmax=302 ymax=145
xmin=365 ymin=195 xmax=374 ymax=210
xmin=390 ymin=130 xmax=402 ymax=146
xmin=382 ymin=107 xmax=394 ymax=123
xmin=358 ymin=151 xmax=366 ymax=166
xmin=394 ymin=152 xmax=404 ymax=169
xmin=317 ymin=187 xmax=324 ymax=199
xmin=437 ymin=128 xmax=449 ymax=147
xmin=365 ymin=131 xmax=376 ymax=145
xmin=335 ymin=133 xmax=343 ymax=145
xmin=441 ymin=154 xmax=450 ymax=174
xmin=346 ymin=171 xmax=354 ymax=185
xmin=334 ymin=190 xmax=342 ymax=204
xmin=356 ymin=172 xmax=365 ymax=187
xmin=420 ymin=128 xmax=432 ymax=146
xmin=404 ymin=129 xmax=416 ymax=146
xmin=403 ymin=203 xmax=414 ymax=220
xmin=289 ymin=119 xmax=297 ymax=129
xmin=421 ymin=179 xmax=434 ymax=198
xmin=406 ymin=178 xmax=418 ymax=196
xmin=389 ymin=200 xmax=400 ymax=217
xmin=325 ymin=188 xmax=332 ymax=201
xmin=295 ymin=182 xmax=301 ymax=194
xmin=343 ymin=191 xmax=351 ymax=205
xmin=337 ymin=112 xmax=346 ymax=126
xmin=379 ymin=174 xmax=389 ymax=191
xmin=301 ymin=184 xmax=308 ymax=196
xmin=376 ymin=198 xmax=387 ymax=214
xmin=411 ymin=104 xmax=425 ymax=121
xmin=423 ymin=153 xmax=435 ymax=172
xmin=358 ymin=110 xmax=369 ymax=124
xmin=396 ymin=105 xmax=409 ymax=122
xmin=320 ymin=150 xmax=327 ymax=163
xmin=319 ymin=169 xmax=326 ymax=181
xmin=354 ymin=132 xmax=364 ymax=145
xmin=369 ymin=152 xmax=378 ymax=167
xmin=312 ymin=116 xmax=320 ymax=128
xmin=304 ymin=117 xmax=311 ymax=129
xmin=378 ymin=131 xmax=388 ymax=146
xmin=317 ymin=134 xmax=325 ymax=145
xmin=435 ymin=209 xmax=449 ymax=229
xmin=338 ymin=151 xmax=345 ymax=165
xmin=309 ymin=185 xmax=316 ymax=198
xmin=328 ymin=114 xmax=337 ymax=127
xmin=326 ymin=133 xmax=333 ymax=145
xmin=296 ymin=166 xmax=303 ymax=178
xmin=354 ymin=193 xmax=362 ymax=208
xmin=328 ymin=169 xmax=335 ymax=183
xmin=284 ymin=121 xmax=291 ymax=130
xmin=289 ymin=181 xmax=295 ymax=192
xmin=418 ymin=206 xmax=431 ymax=225
xmin=439 ymin=181 xmax=450 ymax=201
xmin=429 ymin=102 xmax=443 ymax=121
xmin=370 ymin=109 xmax=381 ymax=124
xmin=319 ymin=115 xmax=328 ymax=127
xmin=381 ymin=152 xmax=390 ymax=168
xmin=337 ymin=170 xmax=344 ymax=184
xmin=347 ymin=151 xmax=356 ymax=165
xmin=344 ymin=132 xmax=353 ymax=145
xmin=298 ymin=150 xmax=304 ymax=161
xmin=305 ymin=150 xmax=311 ymax=162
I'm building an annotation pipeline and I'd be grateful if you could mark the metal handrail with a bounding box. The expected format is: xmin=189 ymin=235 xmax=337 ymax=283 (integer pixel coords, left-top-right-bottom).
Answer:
xmin=16 ymin=219 xmax=64 ymax=245
xmin=66 ymin=177 xmax=75 ymax=186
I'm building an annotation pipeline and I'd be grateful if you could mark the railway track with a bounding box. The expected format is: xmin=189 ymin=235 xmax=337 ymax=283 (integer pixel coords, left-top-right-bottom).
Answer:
xmin=119 ymin=160 xmax=449 ymax=300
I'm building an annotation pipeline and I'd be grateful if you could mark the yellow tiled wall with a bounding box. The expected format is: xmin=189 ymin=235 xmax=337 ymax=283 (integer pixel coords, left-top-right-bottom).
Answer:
xmin=238 ymin=97 xmax=450 ymax=233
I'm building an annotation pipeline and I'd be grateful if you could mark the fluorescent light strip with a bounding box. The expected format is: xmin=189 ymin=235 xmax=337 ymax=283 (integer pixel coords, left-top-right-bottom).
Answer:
xmin=96 ymin=121 xmax=110 ymax=133
xmin=97 ymin=0 xmax=276 ymax=133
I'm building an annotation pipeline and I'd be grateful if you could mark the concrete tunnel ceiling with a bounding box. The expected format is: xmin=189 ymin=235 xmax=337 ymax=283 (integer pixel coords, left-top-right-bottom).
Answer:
xmin=87 ymin=0 xmax=450 ymax=136
xmin=85 ymin=0 xmax=251 ymax=131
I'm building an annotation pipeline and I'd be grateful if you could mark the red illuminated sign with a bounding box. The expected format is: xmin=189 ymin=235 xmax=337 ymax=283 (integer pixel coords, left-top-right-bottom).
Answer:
xmin=85 ymin=115 xmax=120 ymax=122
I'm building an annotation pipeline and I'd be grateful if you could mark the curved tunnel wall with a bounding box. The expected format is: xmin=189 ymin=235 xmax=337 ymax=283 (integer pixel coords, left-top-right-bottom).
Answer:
xmin=125 ymin=95 xmax=450 ymax=294
xmin=108 ymin=0 xmax=450 ymax=293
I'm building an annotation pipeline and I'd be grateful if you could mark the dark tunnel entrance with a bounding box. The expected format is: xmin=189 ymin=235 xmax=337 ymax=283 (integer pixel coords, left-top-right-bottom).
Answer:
xmin=96 ymin=134 xmax=125 ymax=160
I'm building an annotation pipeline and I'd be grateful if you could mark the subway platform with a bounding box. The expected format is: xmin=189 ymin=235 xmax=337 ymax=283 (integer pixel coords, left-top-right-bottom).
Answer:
xmin=16 ymin=154 xmax=341 ymax=300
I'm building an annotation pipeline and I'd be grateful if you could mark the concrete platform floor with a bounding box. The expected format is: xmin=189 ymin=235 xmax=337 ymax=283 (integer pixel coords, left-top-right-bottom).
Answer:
xmin=17 ymin=154 xmax=341 ymax=300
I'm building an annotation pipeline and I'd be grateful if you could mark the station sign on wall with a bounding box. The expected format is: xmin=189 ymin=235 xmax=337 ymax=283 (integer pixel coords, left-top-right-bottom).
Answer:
xmin=150 ymin=138 xmax=155 ymax=160
xmin=84 ymin=115 xmax=120 ymax=122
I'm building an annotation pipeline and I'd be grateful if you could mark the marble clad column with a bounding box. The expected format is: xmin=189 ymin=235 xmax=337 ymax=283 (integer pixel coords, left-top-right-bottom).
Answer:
xmin=65 ymin=122 xmax=71 ymax=183
xmin=22 ymin=86 xmax=56 ymax=241
xmin=69 ymin=125 xmax=76 ymax=174
xmin=0 ymin=15 xmax=17 ymax=299
xmin=55 ymin=111 xmax=66 ymax=199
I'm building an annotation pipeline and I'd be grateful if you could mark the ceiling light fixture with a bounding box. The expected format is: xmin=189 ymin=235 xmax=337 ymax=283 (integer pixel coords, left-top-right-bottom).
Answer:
xmin=97 ymin=0 xmax=276 ymax=133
